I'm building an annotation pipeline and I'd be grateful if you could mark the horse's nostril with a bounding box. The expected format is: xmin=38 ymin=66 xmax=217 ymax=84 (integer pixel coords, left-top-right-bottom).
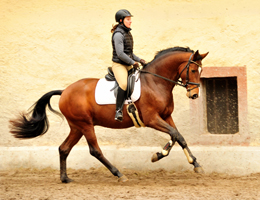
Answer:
xmin=192 ymin=94 xmax=198 ymax=99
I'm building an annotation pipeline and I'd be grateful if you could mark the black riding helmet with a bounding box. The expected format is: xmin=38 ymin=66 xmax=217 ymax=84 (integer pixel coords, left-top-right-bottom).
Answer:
xmin=115 ymin=9 xmax=133 ymax=23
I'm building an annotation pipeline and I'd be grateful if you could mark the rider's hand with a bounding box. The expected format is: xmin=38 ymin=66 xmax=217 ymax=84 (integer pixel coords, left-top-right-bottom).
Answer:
xmin=133 ymin=62 xmax=139 ymax=69
xmin=140 ymin=59 xmax=146 ymax=67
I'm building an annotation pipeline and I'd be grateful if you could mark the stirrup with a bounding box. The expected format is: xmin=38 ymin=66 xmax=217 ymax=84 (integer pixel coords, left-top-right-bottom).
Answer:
xmin=115 ymin=110 xmax=123 ymax=122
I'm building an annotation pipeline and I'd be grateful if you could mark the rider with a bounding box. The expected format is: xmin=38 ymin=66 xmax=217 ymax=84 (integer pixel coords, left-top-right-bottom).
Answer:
xmin=111 ymin=9 xmax=146 ymax=122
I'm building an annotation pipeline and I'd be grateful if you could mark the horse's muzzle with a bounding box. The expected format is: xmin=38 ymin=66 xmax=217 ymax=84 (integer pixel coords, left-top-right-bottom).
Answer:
xmin=186 ymin=90 xmax=199 ymax=99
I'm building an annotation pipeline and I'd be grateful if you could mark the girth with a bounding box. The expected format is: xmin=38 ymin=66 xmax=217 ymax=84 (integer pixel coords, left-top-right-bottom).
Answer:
xmin=105 ymin=67 xmax=136 ymax=99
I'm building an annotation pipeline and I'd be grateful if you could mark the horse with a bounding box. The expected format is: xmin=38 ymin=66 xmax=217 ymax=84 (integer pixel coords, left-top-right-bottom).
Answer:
xmin=9 ymin=47 xmax=208 ymax=183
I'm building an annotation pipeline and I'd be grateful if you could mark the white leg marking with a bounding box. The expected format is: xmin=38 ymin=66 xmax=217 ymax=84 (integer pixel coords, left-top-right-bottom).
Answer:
xmin=161 ymin=140 xmax=173 ymax=156
xmin=184 ymin=148 xmax=194 ymax=164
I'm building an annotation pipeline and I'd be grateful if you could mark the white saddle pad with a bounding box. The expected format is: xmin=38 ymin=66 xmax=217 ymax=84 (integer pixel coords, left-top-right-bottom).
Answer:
xmin=95 ymin=77 xmax=141 ymax=105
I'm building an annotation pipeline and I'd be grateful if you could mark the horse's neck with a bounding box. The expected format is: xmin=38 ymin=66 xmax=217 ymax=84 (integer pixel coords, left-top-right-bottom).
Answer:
xmin=148 ymin=54 xmax=182 ymax=87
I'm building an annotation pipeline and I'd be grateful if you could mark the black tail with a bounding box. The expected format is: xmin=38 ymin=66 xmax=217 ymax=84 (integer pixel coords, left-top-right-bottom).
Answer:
xmin=9 ymin=90 xmax=63 ymax=139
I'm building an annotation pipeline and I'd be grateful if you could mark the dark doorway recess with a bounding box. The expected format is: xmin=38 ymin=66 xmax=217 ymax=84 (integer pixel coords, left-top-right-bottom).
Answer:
xmin=204 ymin=77 xmax=238 ymax=134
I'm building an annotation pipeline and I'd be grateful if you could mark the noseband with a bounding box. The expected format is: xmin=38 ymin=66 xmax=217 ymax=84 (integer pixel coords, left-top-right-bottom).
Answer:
xmin=139 ymin=53 xmax=202 ymax=90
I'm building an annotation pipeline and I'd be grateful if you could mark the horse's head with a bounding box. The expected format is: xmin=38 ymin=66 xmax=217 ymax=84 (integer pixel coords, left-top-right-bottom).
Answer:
xmin=178 ymin=50 xmax=209 ymax=99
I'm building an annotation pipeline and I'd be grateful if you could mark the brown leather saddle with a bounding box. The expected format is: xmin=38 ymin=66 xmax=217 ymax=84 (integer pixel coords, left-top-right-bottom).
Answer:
xmin=105 ymin=67 xmax=137 ymax=99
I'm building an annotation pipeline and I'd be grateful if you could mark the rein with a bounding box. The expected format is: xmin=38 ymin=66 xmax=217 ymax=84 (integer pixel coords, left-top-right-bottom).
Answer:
xmin=139 ymin=69 xmax=185 ymax=87
xmin=139 ymin=53 xmax=202 ymax=90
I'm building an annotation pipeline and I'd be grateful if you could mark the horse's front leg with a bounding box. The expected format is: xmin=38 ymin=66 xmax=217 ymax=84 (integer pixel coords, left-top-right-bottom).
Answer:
xmin=151 ymin=139 xmax=175 ymax=162
xmin=150 ymin=116 xmax=204 ymax=173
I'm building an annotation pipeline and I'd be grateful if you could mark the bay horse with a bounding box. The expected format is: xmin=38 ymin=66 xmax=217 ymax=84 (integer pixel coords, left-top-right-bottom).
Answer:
xmin=9 ymin=47 xmax=208 ymax=183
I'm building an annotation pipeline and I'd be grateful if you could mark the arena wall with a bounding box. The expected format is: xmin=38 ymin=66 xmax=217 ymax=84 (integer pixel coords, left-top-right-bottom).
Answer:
xmin=1 ymin=0 xmax=260 ymax=173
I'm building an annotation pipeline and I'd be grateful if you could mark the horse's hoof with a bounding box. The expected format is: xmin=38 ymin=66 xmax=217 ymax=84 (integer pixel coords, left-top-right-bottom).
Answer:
xmin=151 ymin=153 xmax=159 ymax=162
xmin=194 ymin=167 xmax=205 ymax=174
xmin=61 ymin=177 xmax=74 ymax=183
xmin=118 ymin=175 xmax=128 ymax=182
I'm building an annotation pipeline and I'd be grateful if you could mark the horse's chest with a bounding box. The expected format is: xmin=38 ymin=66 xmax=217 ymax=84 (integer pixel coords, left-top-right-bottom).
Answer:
xmin=157 ymin=99 xmax=173 ymax=117
xmin=162 ymin=103 xmax=174 ymax=115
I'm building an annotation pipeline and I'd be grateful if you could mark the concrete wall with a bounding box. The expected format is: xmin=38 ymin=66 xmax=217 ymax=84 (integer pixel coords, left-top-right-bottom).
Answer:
xmin=1 ymin=0 xmax=260 ymax=172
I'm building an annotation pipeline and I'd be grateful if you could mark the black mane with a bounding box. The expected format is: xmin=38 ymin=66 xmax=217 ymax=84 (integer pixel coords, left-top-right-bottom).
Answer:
xmin=154 ymin=46 xmax=194 ymax=59
xmin=143 ymin=46 xmax=194 ymax=68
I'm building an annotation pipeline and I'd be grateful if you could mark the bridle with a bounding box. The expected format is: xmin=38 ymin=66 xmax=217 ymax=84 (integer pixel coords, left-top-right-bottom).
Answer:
xmin=178 ymin=53 xmax=202 ymax=91
xmin=139 ymin=53 xmax=202 ymax=91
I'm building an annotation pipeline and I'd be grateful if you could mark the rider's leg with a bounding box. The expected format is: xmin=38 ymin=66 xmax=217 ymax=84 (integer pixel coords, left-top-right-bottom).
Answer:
xmin=112 ymin=62 xmax=132 ymax=122
xmin=115 ymin=87 xmax=126 ymax=121
xmin=112 ymin=62 xmax=130 ymax=90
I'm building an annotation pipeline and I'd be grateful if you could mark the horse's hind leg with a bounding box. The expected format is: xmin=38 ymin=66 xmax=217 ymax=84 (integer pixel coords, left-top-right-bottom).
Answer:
xmin=83 ymin=125 xmax=128 ymax=182
xmin=59 ymin=127 xmax=83 ymax=183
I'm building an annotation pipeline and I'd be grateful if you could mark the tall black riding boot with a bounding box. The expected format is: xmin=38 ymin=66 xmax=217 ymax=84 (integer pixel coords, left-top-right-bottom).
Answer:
xmin=115 ymin=87 xmax=126 ymax=122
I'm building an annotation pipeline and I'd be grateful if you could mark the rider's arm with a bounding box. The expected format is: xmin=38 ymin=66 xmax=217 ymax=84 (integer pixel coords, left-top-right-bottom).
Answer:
xmin=132 ymin=53 xmax=141 ymax=62
xmin=113 ymin=32 xmax=140 ymax=65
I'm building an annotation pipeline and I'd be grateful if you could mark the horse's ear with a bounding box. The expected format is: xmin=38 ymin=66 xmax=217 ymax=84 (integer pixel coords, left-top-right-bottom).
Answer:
xmin=200 ymin=52 xmax=209 ymax=60
xmin=193 ymin=50 xmax=200 ymax=61
xmin=193 ymin=50 xmax=209 ymax=61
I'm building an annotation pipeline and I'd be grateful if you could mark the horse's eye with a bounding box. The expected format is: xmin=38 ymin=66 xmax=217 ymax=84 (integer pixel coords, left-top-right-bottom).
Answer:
xmin=191 ymin=70 xmax=196 ymax=73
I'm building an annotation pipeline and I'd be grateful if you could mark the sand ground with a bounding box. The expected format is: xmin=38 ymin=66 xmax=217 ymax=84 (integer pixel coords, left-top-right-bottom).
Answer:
xmin=1 ymin=168 xmax=260 ymax=200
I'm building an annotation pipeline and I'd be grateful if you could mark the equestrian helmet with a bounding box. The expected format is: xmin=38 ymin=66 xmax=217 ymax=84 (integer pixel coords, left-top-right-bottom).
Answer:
xmin=115 ymin=9 xmax=133 ymax=23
